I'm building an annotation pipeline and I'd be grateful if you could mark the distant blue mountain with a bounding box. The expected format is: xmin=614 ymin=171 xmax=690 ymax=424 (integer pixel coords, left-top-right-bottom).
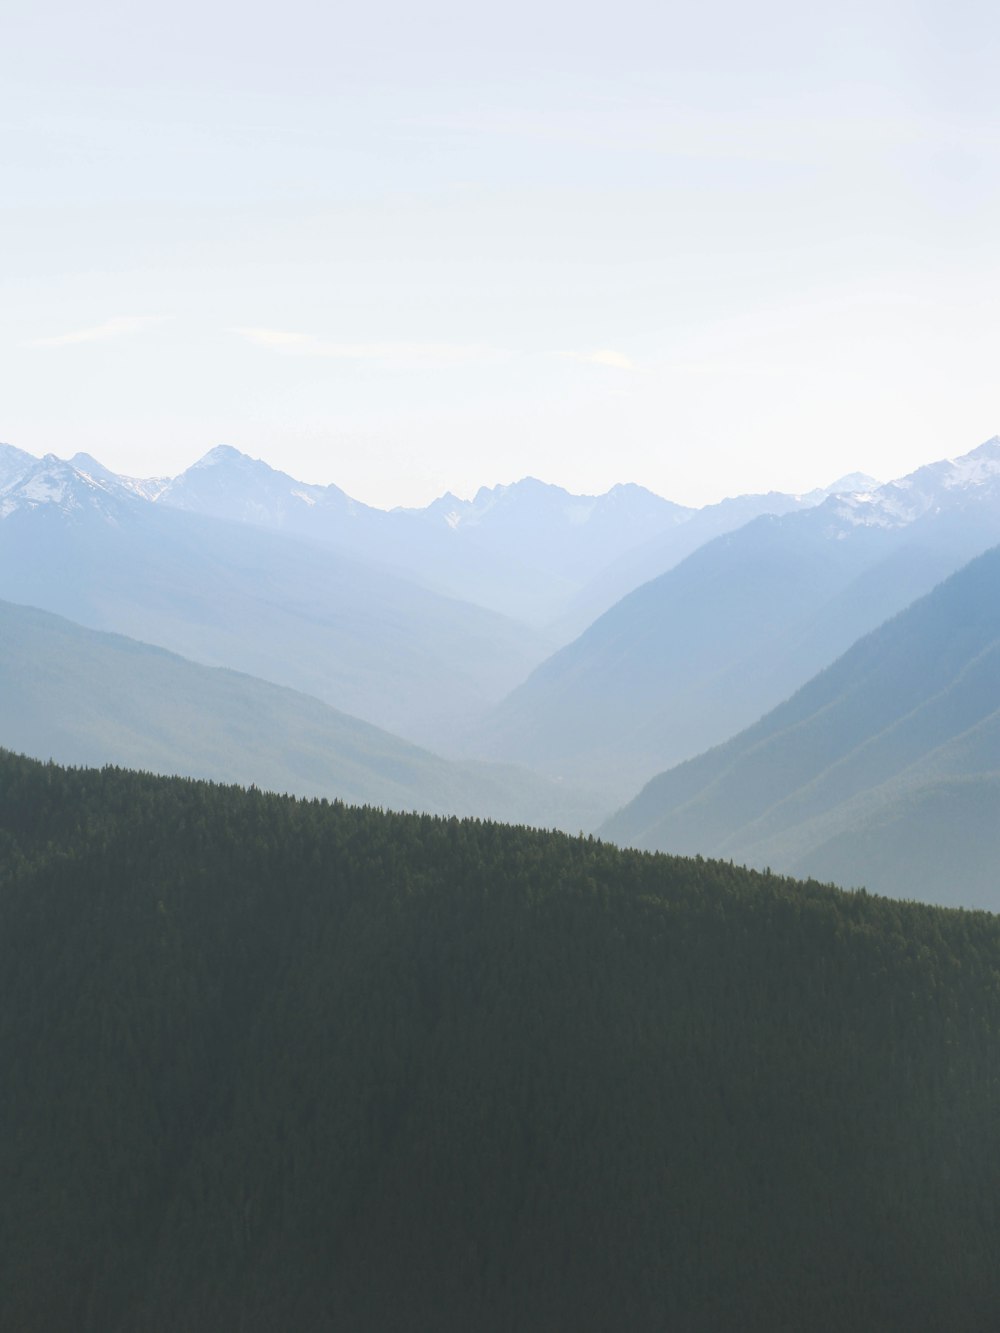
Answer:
xmin=156 ymin=446 xmax=844 ymax=631
xmin=0 ymin=454 xmax=548 ymax=748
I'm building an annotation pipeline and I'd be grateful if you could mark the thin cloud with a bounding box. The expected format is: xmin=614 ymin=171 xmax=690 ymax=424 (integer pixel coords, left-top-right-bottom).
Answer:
xmin=231 ymin=327 xmax=502 ymax=370
xmin=26 ymin=315 xmax=165 ymax=348
xmin=558 ymin=348 xmax=637 ymax=371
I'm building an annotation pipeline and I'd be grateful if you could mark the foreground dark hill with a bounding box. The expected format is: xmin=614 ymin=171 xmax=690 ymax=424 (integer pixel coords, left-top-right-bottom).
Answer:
xmin=0 ymin=600 xmax=603 ymax=829
xmin=4 ymin=751 xmax=1000 ymax=1331
xmin=481 ymin=437 xmax=1000 ymax=796
xmin=603 ymin=545 xmax=1000 ymax=907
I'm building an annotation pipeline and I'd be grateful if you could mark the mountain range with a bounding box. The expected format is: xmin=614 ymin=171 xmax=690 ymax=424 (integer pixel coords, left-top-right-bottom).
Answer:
xmin=158 ymin=447 xmax=689 ymax=629
xmin=0 ymin=452 xmax=547 ymax=747
xmin=159 ymin=450 xmax=881 ymax=635
xmin=0 ymin=440 xmax=872 ymax=760
xmin=0 ymin=440 xmax=870 ymax=635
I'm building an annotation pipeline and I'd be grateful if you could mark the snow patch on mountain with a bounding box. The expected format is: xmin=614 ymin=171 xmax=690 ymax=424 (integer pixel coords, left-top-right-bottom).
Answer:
xmin=827 ymin=436 xmax=1000 ymax=531
xmin=0 ymin=442 xmax=37 ymax=492
xmin=0 ymin=455 xmax=134 ymax=523
xmin=69 ymin=452 xmax=169 ymax=502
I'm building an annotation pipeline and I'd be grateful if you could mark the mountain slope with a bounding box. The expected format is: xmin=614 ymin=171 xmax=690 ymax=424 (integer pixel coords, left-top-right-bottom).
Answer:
xmin=481 ymin=437 xmax=1000 ymax=797
xmin=0 ymin=441 xmax=36 ymax=490
xmin=0 ymin=455 xmax=549 ymax=745
xmin=603 ymin=544 xmax=1000 ymax=905
xmin=559 ymin=473 xmax=878 ymax=637
xmin=4 ymin=750 xmax=1000 ymax=1331
xmin=0 ymin=600 xmax=602 ymax=828
xmin=158 ymin=443 xmax=376 ymax=531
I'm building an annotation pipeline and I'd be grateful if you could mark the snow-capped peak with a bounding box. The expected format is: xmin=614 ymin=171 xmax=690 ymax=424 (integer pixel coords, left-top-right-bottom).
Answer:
xmin=0 ymin=454 xmax=136 ymax=523
xmin=821 ymin=472 xmax=880 ymax=497
xmin=67 ymin=451 xmax=170 ymax=501
xmin=192 ymin=444 xmax=252 ymax=469
xmin=940 ymin=434 xmax=1000 ymax=488
xmin=157 ymin=444 xmax=365 ymax=530
xmin=827 ymin=436 xmax=1000 ymax=530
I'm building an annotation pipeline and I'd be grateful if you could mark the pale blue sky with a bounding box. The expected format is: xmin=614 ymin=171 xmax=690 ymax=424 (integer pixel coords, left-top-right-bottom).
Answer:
xmin=3 ymin=0 xmax=998 ymax=506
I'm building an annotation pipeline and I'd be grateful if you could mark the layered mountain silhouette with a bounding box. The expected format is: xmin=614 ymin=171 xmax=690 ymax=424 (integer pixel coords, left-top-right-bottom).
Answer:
xmin=2 ymin=442 xmax=847 ymax=633
xmin=0 ymin=444 xmax=862 ymax=755
xmin=482 ymin=437 xmax=1000 ymax=799
xmin=603 ymin=543 xmax=1000 ymax=907
xmin=6 ymin=433 xmax=1000 ymax=873
xmin=157 ymin=447 xmax=705 ymax=629
xmin=0 ymin=600 xmax=601 ymax=828
xmin=0 ymin=454 xmax=548 ymax=746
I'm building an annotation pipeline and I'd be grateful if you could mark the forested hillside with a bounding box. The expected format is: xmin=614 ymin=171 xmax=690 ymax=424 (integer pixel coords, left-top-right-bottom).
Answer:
xmin=3 ymin=750 xmax=1000 ymax=1331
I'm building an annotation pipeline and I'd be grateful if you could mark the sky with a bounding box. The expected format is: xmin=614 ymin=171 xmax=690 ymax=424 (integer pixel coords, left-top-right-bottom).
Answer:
xmin=2 ymin=0 xmax=999 ymax=508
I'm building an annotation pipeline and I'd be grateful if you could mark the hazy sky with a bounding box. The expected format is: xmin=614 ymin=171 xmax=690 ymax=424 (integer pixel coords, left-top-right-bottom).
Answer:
xmin=3 ymin=0 xmax=998 ymax=507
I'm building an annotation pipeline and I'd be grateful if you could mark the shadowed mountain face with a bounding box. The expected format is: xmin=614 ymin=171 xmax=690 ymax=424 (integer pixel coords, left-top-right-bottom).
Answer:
xmin=602 ymin=544 xmax=1000 ymax=908
xmin=0 ymin=455 xmax=549 ymax=747
xmin=0 ymin=600 xmax=605 ymax=830
xmin=479 ymin=437 xmax=1000 ymax=800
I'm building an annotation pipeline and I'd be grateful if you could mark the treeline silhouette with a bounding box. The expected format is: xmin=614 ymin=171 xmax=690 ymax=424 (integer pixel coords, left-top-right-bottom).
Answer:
xmin=2 ymin=748 xmax=999 ymax=1331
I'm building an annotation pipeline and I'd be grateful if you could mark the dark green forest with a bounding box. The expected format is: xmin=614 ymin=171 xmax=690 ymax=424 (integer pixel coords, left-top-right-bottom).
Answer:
xmin=3 ymin=748 xmax=1000 ymax=1331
